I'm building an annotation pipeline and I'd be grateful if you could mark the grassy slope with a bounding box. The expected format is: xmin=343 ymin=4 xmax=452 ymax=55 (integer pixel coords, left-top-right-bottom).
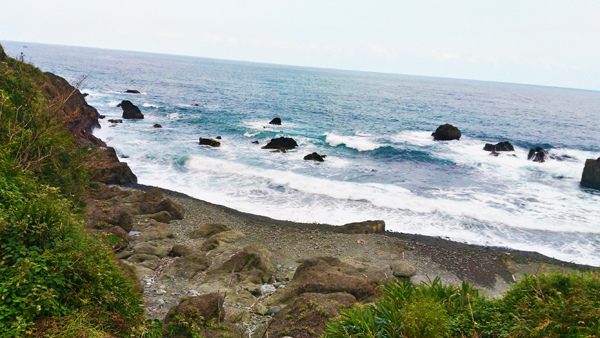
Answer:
xmin=0 ymin=44 xmax=150 ymax=337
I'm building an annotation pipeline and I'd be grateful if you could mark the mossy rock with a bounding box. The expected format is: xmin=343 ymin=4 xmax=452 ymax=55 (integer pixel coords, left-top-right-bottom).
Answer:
xmin=163 ymin=253 xmax=211 ymax=279
xmin=190 ymin=223 xmax=230 ymax=239
xmin=164 ymin=293 xmax=225 ymax=333
xmin=132 ymin=240 xmax=172 ymax=258
xmin=210 ymin=230 xmax=245 ymax=243
xmin=170 ymin=243 xmax=192 ymax=257
xmin=145 ymin=210 xmax=172 ymax=224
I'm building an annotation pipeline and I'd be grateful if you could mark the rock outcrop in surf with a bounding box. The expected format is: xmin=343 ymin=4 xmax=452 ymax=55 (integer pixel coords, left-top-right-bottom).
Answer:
xmin=269 ymin=117 xmax=282 ymax=125
xmin=199 ymin=137 xmax=221 ymax=147
xmin=581 ymin=158 xmax=600 ymax=190
xmin=528 ymin=147 xmax=548 ymax=163
xmin=262 ymin=137 xmax=298 ymax=150
xmin=304 ymin=152 xmax=325 ymax=162
xmin=118 ymin=100 xmax=144 ymax=119
xmin=432 ymin=124 xmax=461 ymax=141
xmin=484 ymin=141 xmax=514 ymax=152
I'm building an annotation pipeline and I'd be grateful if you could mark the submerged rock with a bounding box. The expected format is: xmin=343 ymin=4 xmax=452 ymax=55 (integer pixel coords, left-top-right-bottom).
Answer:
xmin=153 ymin=123 xmax=162 ymax=128
xmin=117 ymin=100 xmax=144 ymax=119
xmin=124 ymin=89 xmax=141 ymax=94
xmin=484 ymin=141 xmax=514 ymax=152
xmin=432 ymin=124 xmax=461 ymax=141
xmin=108 ymin=119 xmax=122 ymax=123
xmin=527 ymin=147 xmax=548 ymax=163
xmin=199 ymin=137 xmax=221 ymax=147
xmin=263 ymin=137 xmax=298 ymax=150
xmin=581 ymin=158 xmax=600 ymax=190
xmin=269 ymin=117 xmax=282 ymax=125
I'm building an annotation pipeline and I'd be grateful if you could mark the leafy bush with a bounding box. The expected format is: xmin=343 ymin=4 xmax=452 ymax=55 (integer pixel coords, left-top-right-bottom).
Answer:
xmin=325 ymin=273 xmax=600 ymax=337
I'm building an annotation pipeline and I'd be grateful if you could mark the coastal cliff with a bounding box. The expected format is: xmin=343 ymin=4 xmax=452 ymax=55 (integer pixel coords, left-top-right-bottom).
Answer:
xmin=1 ymin=44 xmax=597 ymax=337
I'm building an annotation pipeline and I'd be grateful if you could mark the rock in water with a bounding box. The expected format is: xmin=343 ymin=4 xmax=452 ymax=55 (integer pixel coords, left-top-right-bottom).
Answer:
xmin=304 ymin=152 xmax=325 ymax=162
xmin=581 ymin=158 xmax=600 ymax=190
xmin=483 ymin=141 xmax=514 ymax=152
xmin=432 ymin=124 xmax=461 ymax=140
xmin=527 ymin=147 xmax=548 ymax=163
xmin=153 ymin=123 xmax=162 ymax=128
xmin=117 ymin=100 xmax=144 ymax=119
xmin=262 ymin=137 xmax=298 ymax=150
xmin=269 ymin=117 xmax=282 ymax=125
xmin=199 ymin=137 xmax=221 ymax=147
xmin=124 ymin=89 xmax=141 ymax=94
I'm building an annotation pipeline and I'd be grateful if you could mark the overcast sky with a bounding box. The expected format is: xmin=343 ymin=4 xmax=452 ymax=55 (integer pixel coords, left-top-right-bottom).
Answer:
xmin=2 ymin=0 xmax=599 ymax=90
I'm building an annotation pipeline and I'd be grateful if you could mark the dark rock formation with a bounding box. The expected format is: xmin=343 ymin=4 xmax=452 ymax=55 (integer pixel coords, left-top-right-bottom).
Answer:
xmin=108 ymin=119 xmax=123 ymax=123
xmin=153 ymin=123 xmax=162 ymax=128
xmin=269 ymin=117 xmax=282 ymax=125
xmin=216 ymin=136 xmax=222 ymax=139
xmin=117 ymin=100 xmax=144 ymax=119
xmin=338 ymin=220 xmax=385 ymax=234
xmin=0 ymin=44 xmax=6 ymax=62
xmin=199 ymin=137 xmax=221 ymax=147
xmin=267 ymin=293 xmax=356 ymax=338
xmin=527 ymin=147 xmax=548 ymax=163
xmin=262 ymin=137 xmax=298 ymax=150
xmin=581 ymin=158 xmax=600 ymax=190
xmin=304 ymin=152 xmax=325 ymax=162
xmin=124 ymin=89 xmax=140 ymax=94
xmin=252 ymin=140 xmax=259 ymax=144
xmin=484 ymin=141 xmax=514 ymax=152
xmin=164 ymin=293 xmax=225 ymax=326
xmin=432 ymin=124 xmax=461 ymax=141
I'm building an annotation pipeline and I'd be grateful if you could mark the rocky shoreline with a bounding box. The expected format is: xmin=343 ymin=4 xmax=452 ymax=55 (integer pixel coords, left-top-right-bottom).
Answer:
xmin=48 ymin=68 xmax=594 ymax=337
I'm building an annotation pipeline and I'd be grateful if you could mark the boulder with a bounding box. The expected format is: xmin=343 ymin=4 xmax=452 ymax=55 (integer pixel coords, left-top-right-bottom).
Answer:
xmin=432 ymin=124 xmax=461 ymax=141
xmin=124 ymin=89 xmax=141 ymax=94
xmin=108 ymin=119 xmax=123 ymax=123
xmin=269 ymin=117 xmax=282 ymax=125
xmin=117 ymin=100 xmax=144 ymax=119
xmin=303 ymin=152 xmax=325 ymax=162
xmin=483 ymin=141 xmax=514 ymax=152
xmin=199 ymin=137 xmax=220 ymax=147
xmin=338 ymin=220 xmax=385 ymax=234
xmin=270 ymin=257 xmax=381 ymax=304
xmin=163 ymin=253 xmax=211 ymax=279
xmin=102 ymin=225 xmax=130 ymax=252
xmin=262 ymin=137 xmax=298 ymax=150
xmin=164 ymin=293 xmax=225 ymax=326
xmin=581 ymin=158 xmax=600 ymax=190
xmin=213 ymin=244 xmax=275 ymax=284
xmin=132 ymin=240 xmax=171 ymax=258
xmin=527 ymin=147 xmax=548 ymax=163
xmin=156 ymin=198 xmax=185 ymax=220
xmin=390 ymin=261 xmax=417 ymax=277
xmin=145 ymin=210 xmax=171 ymax=224
xmin=170 ymin=244 xmax=192 ymax=257
xmin=190 ymin=223 xmax=230 ymax=239
xmin=153 ymin=123 xmax=162 ymax=128
xmin=266 ymin=293 xmax=356 ymax=338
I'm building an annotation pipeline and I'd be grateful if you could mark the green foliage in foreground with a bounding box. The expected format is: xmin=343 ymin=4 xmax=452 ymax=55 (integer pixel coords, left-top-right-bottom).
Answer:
xmin=0 ymin=46 xmax=147 ymax=336
xmin=325 ymin=273 xmax=600 ymax=337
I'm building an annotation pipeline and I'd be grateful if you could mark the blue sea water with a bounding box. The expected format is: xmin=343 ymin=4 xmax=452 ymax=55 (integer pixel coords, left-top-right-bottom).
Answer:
xmin=4 ymin=41 xmax=600 ymax=266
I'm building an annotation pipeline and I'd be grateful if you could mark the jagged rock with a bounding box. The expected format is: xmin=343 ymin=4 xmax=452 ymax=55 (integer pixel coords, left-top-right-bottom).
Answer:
xmin=269 ymin=117 xmax=282 ymax=125
xmin=528 ymin=147 xmax=548 ymax=163
xmin=267 ymin=293 xmax=357 ymax=338
xmin=304 ymin=152 xmax=325 ymax=162
xmin=390 ymin=261 xmax=417 ymax=277
xmin=581 ymin=158 xmax=600 ymax=190
xmin=212 ymin=244 xmax=275 ymax=284
xmin=189 ymin=223 xmax=230 ymax=239
xmin=124 ymin=89 xmax=141 ymax=94
xmin=164 ymin=293 xmax=225 ymax=327
xmin=117 ymin=100 xmax=144 ymax=119
xmin=89 ymin=147 xmax=138 ymax=184
xmin=338 ymin=220 xmax=385 ymax=234
xmin=199 ymin=137 xmax=221 ymax=147
xmin=156 ymin=198 xmax=185 ymax=220
xmin=484 ymin=141 xmax=514 ymax=152
xmin=153 ymin=123 xmax=162 ymax=128
xmin=108 ymin=119 xmax=123 ymax=123
xmin=432 ymin=124 xmax=461 ymax=141
xmin=262 ymin=137 xmax=298 ymax=150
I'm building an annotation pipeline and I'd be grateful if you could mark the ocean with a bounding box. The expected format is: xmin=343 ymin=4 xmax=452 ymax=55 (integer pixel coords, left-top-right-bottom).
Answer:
xmin=4 ymin=41 xmax=600 ymax=266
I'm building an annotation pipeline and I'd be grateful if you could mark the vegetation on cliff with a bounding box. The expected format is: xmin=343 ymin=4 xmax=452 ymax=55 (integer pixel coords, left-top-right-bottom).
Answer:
xmin=0 ymin=44 xmax=148 ymax=336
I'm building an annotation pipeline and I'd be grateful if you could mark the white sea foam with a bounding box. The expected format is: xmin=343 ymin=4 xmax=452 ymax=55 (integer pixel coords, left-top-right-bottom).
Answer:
xmin=243 ymin=132 xmax=258 ymax=138
xmin=325 ymin=132 xmax=382 ymax=151
xmin=142 ymin=103 xmax=162 ymax=108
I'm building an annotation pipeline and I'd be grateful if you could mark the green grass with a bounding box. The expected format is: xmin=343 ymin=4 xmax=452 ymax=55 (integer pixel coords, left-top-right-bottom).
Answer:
xmin=325 ymin=273 xmax=600 ymax=337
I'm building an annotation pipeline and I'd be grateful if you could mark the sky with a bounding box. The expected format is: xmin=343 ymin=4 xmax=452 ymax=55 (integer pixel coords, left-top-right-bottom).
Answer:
xmin=1 ymin=0 xmax=599 ymax=91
